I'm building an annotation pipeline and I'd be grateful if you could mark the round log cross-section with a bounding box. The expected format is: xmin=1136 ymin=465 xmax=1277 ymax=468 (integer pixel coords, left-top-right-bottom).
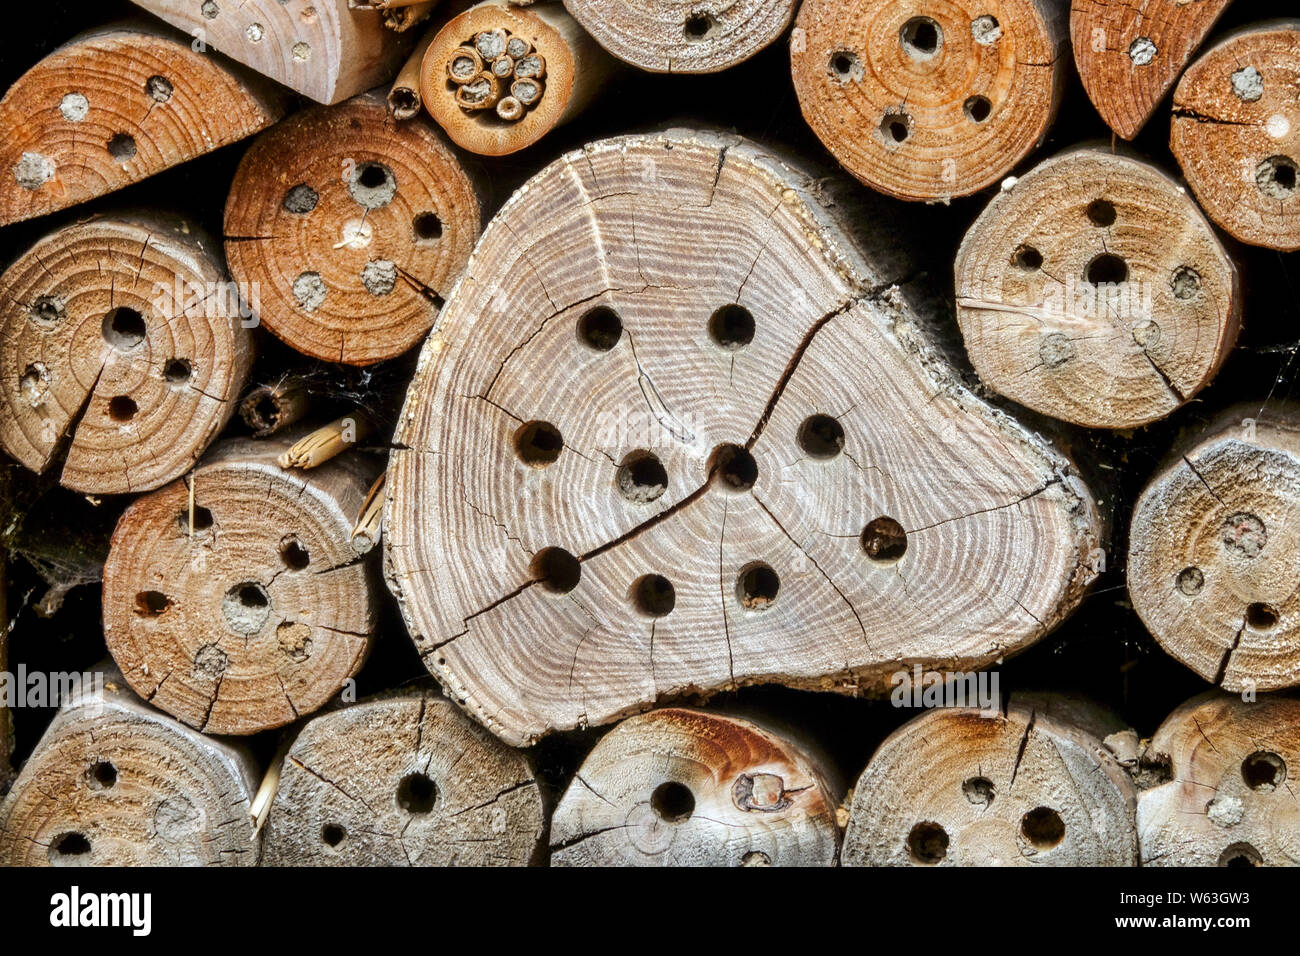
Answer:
xmin=955 ymin=146 xmax=1241 ymax=429
xmin=263 ymin=690 xmax=545 ymax=865
xmin=102 ymin=434 xmax=381 ymax=735
xmin=550 ymin=708 xmax=841 ymax=866
xmin=842 ymin=702 xmax=1138 ymax=866
xmin=224 ymin=91 xmax=482 ymax=365
xmin=384 ymin=128 xmax=1103 ymax=746
xmin=0 ymin=214 xmax=255 ymax=494
xmin=791 ymin=0 xmax=1069 ymax=201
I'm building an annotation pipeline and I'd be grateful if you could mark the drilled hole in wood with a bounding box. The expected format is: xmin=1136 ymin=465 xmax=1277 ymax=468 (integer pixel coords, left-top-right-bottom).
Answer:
xmin=631 ymin=574 xmax=676 ymax=617
xmin=1087 ymin=199 xmax=1117 ymax=227
xmin=349 ymin=162 xmax=396 ymax=209
xmin=49 ymin=832 xmax=91 ymax=862
xmin=963 ymin=776 xmax=994 ymax=806
xmin=145 ymin=75 xmax=173 ymax=102
xmin=830 ymin=51 xmax=860 ymax=79
xmin=108 ymin=395 xmax=137 ymax=422
xmin=1241 ymin=750 xmax=1286 ymax=791
xmin=684 ymin=12 xmax=716 ymax=39
xmin=280 ymin=536 xmax=310 ymax=570
xmin=577 ymin=306 xmax=623 ymax=351
xmin=321 ymin=824 xmax=346 ymax=847
xmin=179 ymin=505 xmax=214 ymax=532
xmin=1086 ymin=253 xmax=1128 ymax=285
xmin=135 ymin=590 xmax=171 ymax=617
xmin=881 ymin=112 xmax=911 ymax=144
xmin=163 ymin=358 xmax=192 ymax=384
xmin=283 ymin=184 xmax=319 ymax=214
xmin=1246 ymin=602 xmax=1279 ymax=630
xmin=862 ymin=516 xmax=907 ymax=561
xmin=102 ymin=307 xmax=146 ymax=350
xmin=798 ymin=414 xmax=845 ymax=459
xmin=530 ymin=547 xmax=581 ymax=594
xmin=1219 ymin=842 xmax=1263 ymax=867
xmin=1128 ymin=36 xmax=1157 ymax=67
xmin=970 ymin=14 xmax=1001 ymax=45
xmin=1176 ymin=566 xmax=1204 ymax=595
xmin=1014 ymin=244 xmax=1043 ymax=271
xmin=708 ymin=443 xmax=757 ymax=492
xmin=1020 ymin=806 xmax=1065 ymax=849
xmin=1171 ymin=266 xmax=1202 ymax=300
xmin=616 ymin=451 xmax=667 ymax=503
xmin=650 ymin=781 xmax=694 ymax=821
xmin=396 ymin=772 xmax=437 ymax=813
xmin=513 ymin=420 xmax=563 ymax=467
xmin=963 ymin=95 xmax=992 ymax=123
xmin=222 ymin=581 xmax=271 ymax=635
xmin=900 ymin=17 xmax=942 ymax=59
xmin=29 ymin=295 xmax=64 ymax=328
xmin=736 ymin=562 xmax=779 ymax=611
xmin=107 ymin=133 xmax=137 ymax=162
xmin=413 ymin=211 xmax=443 ymax=240
xmin=89 ymin=760 xmax=118 ymax=789
xmin=200 ymin=0 xmax=219 ymax=18
xmin=907 ymin=821 xmax=948 ymax=864
xmin=708 ymin=303 xmax=754 ymax=350
xmin=1256 ymin=155 xmax=1297 ymax=200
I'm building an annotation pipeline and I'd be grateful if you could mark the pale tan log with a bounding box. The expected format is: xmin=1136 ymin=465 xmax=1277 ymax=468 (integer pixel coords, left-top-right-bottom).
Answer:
xmin=225 ymin=91 xmax=482 ymax=365
xmin=1070 ymin=0 xmax=1230 ymax=140
xmin=420 ymin=1 xmax=615 ymax=155
xmin=1138 ymin=692 xmax=1300 ymax=867
xmin=239 ymin=376 xmax=312 ymax=437
xmin=129 ymin=0 xmax=413 ymax=104
xmin=262 ymin=689 xmax=544 ymax=864
xmin=954 ymin=146 xmax=1241 ymax=429
xmin=0 ymin=22 xmax=284 ymax=228
xmin=562 ymin=0 xmax=796 ymax=73
xmin=0 ymin=213 xmax=255 ymax=495
xmin=551 ymin=707 xmax=841 ymax=866
xmin=390 ymin=26 xmax=439 ymax=119
xmin=1171 ymin=21 xmax=1300 ymax=252
xmin=1128 ymin=407 xmax=1300 ymax=693
xmin=383 ymin=128 xmax=1103 ymax=747
xmin=102 ymin=433 xmax=381 ymax=736
xmin=842 ymin=700 xmax=1138 ymax=865
xmin=791 ymin=0 xmax=1069 ymax=201
xmin=0 ymin=668 xmax=260 ymax=866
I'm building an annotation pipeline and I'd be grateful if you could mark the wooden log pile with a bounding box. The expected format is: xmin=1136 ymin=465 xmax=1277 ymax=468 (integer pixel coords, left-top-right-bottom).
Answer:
xmin=0 ymin=0 xmax=1297 ymax=869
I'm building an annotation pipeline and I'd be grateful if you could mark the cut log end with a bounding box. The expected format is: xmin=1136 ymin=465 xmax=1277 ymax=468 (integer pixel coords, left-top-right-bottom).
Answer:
xmin=0 ymin=215 xmax=255 ymax=495
xmin=955 ymin=146 xmax=1241 ymax=429
xmin=1138 ymin=693 xmax=1300 ymax=867
xmin=550 ymin=708 xmax=841 ymax=866
xmin=224 ymin=91 xmax=481 ymax=365
xmin=1128 ymin=409 xmax=1300 ymax=693
xmin=791 ymin=0 xmax=1069 ymax=201
xmin=842 ymin=702 xmax=1138 ymax=866
xmin=262 ymin=691 xmax=545 ymax=865
xmin=1171 ymin=22 xmax=1300 ymax=252
xmin=101 ymin=435 xmax=381 ymax=735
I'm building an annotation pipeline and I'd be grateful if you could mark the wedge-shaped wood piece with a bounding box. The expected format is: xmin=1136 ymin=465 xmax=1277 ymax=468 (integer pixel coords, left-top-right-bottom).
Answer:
xmin=842 ymin=700 xmax=1138 ymax=866
xmin=1129 ymin=408 xmax=1300 ymax=692
xmin=1071 ymin=0 xmax=1230 ymax=140
xmin=0 ymin=23 xmax=284 ymax=227
xmin=551 ymin=708 xmax=841 ymax=866
xmin=1171 ymin=21 xmax=1300 ymax=252
xmin=225 ymin=91 xmax=482 ymax=365
xmin=0 ymin=668 xmax=260 ymax=866
xmin=102 ymin=434 xmax=381 ymax=735
xmin=791 ymin=0 xmax=1069 ymax=201
xmin=1138 ymin=693 xmax=1300 ymax=867
xmin=129 ymin=0 xmax=413 ymax=104
xmin=263 ymin=689 xmax=545 ymax=865
xmin=384 ymin=129 xmax=1103 ymax=746
xmin=955 ymin=146 xmax=1241 ymax=429
xmin=562 ymin=0 xmax=796 ymax=73
xmin=0 ymin=214 xmax=255 ymax=495
xmin=420 ymin=0 xmax=615 ymax=155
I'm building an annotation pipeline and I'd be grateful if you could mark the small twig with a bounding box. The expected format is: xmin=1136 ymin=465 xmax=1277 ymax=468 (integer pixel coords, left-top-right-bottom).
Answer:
xmin=351 ymin=473 xmax=387 ymax=554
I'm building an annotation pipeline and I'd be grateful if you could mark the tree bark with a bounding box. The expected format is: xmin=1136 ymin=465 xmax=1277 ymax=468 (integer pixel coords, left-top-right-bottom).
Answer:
xmin=419 ymin=0 xmax=616 ymax=155
xmin=262 ymin=688 xmax=546 ymax=865
xmin=790 ymin=0 xmax=1069 ymax=201
xmin=842 ymin=699 xmax=1138 ymax=866
xmin=1170 ymin=20 xmax=1300 ymax=252
xmin=1128 ymin=406 xmax=1300 ymax=693
xmin=0 ymin=666 xmax=260 ymax=866
xmin=1138 ymin=692 xmax=1300 ymax=867
xmin=101 ymin=433 xmax=382 ymax=735
xmin=550 ymin=707 xmax=841 ymax=866
xmin=128 ymin=0 xmax=414 ymax=104
xmin=224 ymin=90 xmax=483 ymax=365
xmin=384 ymin=128 xmax=1103 ymax=746
xmin=1070 ymin=0 xmax=1230 ymax=141
xmin=561 ymin=0 xmax=796 ymax=73
xmin=0 ymin=21 xmax=285 ymax=228
xmin=954 ymin=145 xmax=1241 ymax=429
xmin=0 ymin=213 xmax=256 ymax=495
